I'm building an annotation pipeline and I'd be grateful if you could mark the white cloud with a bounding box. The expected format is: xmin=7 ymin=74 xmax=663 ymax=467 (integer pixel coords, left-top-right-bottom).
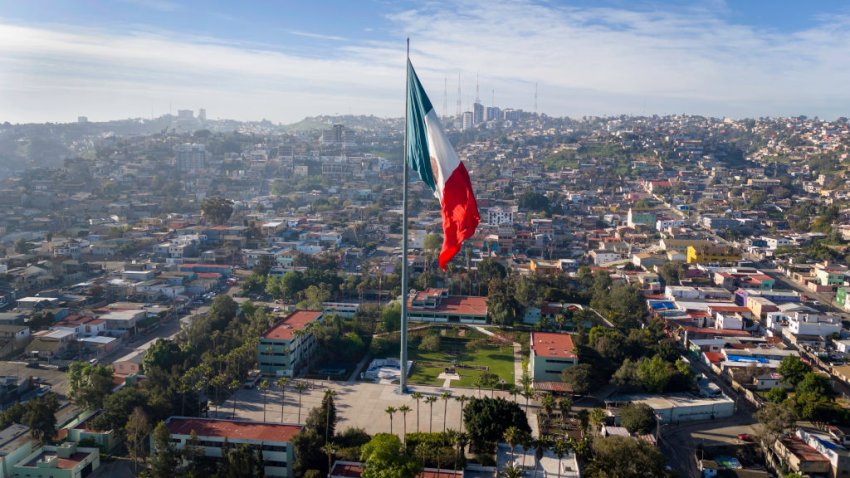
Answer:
xmin=3 ymin=1 xmax=850 ymax=123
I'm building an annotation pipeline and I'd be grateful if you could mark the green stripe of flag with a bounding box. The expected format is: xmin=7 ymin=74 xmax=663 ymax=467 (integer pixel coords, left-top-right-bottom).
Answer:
xmin=406 ymin=60 xmax=437 ymax=192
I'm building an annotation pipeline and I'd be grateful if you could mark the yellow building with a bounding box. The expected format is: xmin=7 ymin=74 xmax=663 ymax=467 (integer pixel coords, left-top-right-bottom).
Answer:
xmin=687 ymin=244 xmax=742 ymax=264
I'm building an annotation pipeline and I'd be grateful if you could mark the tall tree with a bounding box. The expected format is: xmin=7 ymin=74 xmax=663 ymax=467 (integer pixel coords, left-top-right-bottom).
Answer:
xmin=425 ymin=396 xmax=438 ymax=433
xmin=360 ymin=434 xmax=422 ymax=478
xmin=68 ymin=362 xmax=114 ymax=410
xmin=587 ymin=436 xmax=666 ymax=478
xmin=150 ymin=421 xmax=181 ymax=478
xmin=385 ymin=406 xmax=397 ymax=436
xmin=411 ymin=392 xmax=423 ymax=433
xmin=125 ymin=407 xmax=151 ymax=474
xmin=463 ymin=397 xmax=530 ymax=453
xmin=398 ymin=405 xmax=412 ymax=445
xmin=440 ymin=391 xmax=453 ymax=433
xmin=22 ymin=394 xmax=58 ymax=444
xmin=201 ymin=197 xmax=234 ymax=225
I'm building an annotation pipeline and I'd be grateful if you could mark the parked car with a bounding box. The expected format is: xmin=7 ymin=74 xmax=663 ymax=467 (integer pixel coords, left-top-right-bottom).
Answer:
xmin=737 ymin=433 xmax=754 ymax=442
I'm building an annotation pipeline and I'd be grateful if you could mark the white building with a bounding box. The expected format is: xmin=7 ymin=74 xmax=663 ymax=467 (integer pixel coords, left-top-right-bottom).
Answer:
xmin=487 ymin=207 xmax=515 ymax=226
xmin=589 ymin=250 xmax=621 ymax=265
xmin=788 ymin=311 xmax=842 ymax=337
xmin=715 ymin=312 xmax=745 ymax=331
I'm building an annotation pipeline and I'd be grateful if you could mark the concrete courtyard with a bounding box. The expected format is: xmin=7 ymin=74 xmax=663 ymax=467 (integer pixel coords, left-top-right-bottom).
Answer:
xmin=216 ymin=381 xmax=533 ymax=437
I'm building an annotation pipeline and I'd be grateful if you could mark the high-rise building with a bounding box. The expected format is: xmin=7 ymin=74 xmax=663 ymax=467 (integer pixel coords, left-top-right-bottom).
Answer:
xmin=174 ymin=143 xmax=206 ymax=171
xmin=473 ymin=102 xmax=484 ymax=124
xmin=462 ymin=111 xmax=474 ymax=130
xmin=198 ymin=108 xmax=206 ymax=121
xmin=77 ymin=116 xmax=88 ymax=124
xmin=486 ymin=106 xmax=501 ymax=122
xmin=176 ymin=109 xmax=194 ymax=120
xmin=321 ymin=124 xmax=346 ymax=145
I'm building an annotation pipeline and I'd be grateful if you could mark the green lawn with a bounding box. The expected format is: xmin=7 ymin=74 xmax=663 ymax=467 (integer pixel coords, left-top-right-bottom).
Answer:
xmin=407 ymin=331 xmax=515 ymax=389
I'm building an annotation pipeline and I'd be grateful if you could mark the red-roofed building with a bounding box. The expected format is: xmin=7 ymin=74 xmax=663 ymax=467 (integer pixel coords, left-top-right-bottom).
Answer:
xmin=530 ymin=332 xmax=578 ymax=383
xmin=163 ymin=417 xmax=302 ymax=477
xmin=258 ymin=310 xmax=323 ymax=377
xmin=408 ymin=288 xmax=488 ymax=324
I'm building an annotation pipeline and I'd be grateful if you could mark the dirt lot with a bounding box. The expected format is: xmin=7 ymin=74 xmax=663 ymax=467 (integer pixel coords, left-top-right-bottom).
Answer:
xmin=0 ymin=360 xmax=70 ymax=396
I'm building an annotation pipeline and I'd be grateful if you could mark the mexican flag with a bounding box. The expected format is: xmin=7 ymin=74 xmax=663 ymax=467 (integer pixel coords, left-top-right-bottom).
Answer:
xmin=407 ymin=60 xmax=480 ymax=270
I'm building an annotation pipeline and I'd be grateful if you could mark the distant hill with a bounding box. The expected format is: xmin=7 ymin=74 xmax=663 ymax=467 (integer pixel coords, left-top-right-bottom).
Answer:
xmin=283 ymin=115 xmax=400 ymax=132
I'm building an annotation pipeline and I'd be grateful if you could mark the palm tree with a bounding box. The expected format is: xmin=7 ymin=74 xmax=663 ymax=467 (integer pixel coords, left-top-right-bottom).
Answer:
xmin=454 ymin=394 xmax=469 ymax=432
xmin=398 ymin=405 xmax=412 ymax=445
xmin=276 ymin=377 xmax=288 ymax=424
xmin=521 ymin=389 xmax=536 ymax=414
xmin=504 ymin=426 xmax=520 ymax=464
xmin=425 ymin=396 xmax=438 ymax=433
xmin=541 ymin=393 xmax=556 ymax=420
xmin=558 ymin=397 xmax=572 ymax=424
xmin=553 ymin=439 xmax=569 ymax=478
xmin=385 ymin=406 xmax=397 ymax=435
xmin=294 ymin=381 xmax=308 ymax=423
xmin=258 ymin=379 xmax=270 ymax=422
xmin=411 ymin=391 xmax=423 ymax=432
xmin=589 ymin=408 xmax=606 ymax=434
xmin=440 ymin=391 xmax=453 ymax=433
xmin=229 ymin=379 xmax=240 ymax=418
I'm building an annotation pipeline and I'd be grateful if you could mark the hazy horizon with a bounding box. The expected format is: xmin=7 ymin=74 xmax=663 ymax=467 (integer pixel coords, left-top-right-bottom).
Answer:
xmin=4 ymin=0 xmax=850 ymax=123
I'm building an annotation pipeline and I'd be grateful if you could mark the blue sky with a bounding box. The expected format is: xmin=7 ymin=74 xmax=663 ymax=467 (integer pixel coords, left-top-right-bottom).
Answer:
xmin=2 ymin=0 xmax=850 ymax=123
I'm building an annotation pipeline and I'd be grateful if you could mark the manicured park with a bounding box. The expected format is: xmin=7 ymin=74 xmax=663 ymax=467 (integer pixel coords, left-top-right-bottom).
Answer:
xmin=407 ymin=327 xmax=515 ymax=388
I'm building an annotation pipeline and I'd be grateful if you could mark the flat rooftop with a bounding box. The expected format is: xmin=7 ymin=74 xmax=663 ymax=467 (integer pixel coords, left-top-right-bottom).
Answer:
xmin=262 ymin=310 xmax=322 ymax=341
xmin=531 ymin=332 xmax=577 ymax=359
xmin=21 ymin=452 xmax=90 ymax=469
xmin=409 ymin=296 xmax=488 ymax=316
xmin=167 ymin=417 xmax=302 ymax=443
xmin=609 ymin=393 xmax=734 ymax=410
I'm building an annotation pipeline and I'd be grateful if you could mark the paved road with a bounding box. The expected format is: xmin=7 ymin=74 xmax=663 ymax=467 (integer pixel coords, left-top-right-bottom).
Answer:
xmin=659 ymin=412 xmax=758 ymax=477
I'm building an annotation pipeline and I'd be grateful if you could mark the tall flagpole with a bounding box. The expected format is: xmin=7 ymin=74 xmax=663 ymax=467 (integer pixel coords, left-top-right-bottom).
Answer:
xmin=399 ymin=38 xmax=410 ymax=394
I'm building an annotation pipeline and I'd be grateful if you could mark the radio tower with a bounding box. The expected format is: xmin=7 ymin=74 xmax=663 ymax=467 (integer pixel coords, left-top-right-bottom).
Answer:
xmin=534 ymin=82 xmax=538 ymax=115
xmin=475 ymin=73 xmax=480 ymax=103
xmin=443 ymin=77 xmax=448 ymax=119
xmin=456 ymin=73 xmax=462 ymax=119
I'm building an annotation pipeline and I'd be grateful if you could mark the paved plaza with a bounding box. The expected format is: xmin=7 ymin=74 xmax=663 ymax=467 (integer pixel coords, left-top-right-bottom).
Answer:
xmin=217 ymin=380 xmax=535 ymax=437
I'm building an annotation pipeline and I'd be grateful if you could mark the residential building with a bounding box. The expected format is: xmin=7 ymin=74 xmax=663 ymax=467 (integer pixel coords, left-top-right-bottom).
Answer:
xmin=796 ymin=426 xmax=850 ymax=478
xmin=530 ymin=332 xmax=577 ymax=383
xmin=687 ymin=245 xmax=742 ymax=264
xmin=774 ymin=435 xmax=831 ymax=476
xmin=257 ymin=310 xmax=323 ymax=377
xmin=163 ymin=417 xmax=301 ymax=478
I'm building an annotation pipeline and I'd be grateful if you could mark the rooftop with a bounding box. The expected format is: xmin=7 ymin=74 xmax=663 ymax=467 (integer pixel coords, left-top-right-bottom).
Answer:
xmin=262 ymin=310 xmax=323 ymax=341
xmin=531 ymin=332 xmax=577 ymax=359
xmin=780 ymin=436 xmax=830 ymax=462
xmin=408 ymin=296 xmax=488 ymax=316
xmin=166 ymin=417 xmax=302 ymax=443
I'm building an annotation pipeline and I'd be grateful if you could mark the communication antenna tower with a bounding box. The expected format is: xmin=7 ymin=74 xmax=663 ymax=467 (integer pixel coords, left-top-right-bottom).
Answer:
xmin=456 ymin=73 xmax=462 ymax=118
xmin=534 ymin=82 xmax=538 ymax=115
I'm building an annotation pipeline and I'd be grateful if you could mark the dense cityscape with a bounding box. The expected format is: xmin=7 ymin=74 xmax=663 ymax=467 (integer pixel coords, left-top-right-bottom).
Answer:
xmin=0 ymin=105 xmax=849 ymax=478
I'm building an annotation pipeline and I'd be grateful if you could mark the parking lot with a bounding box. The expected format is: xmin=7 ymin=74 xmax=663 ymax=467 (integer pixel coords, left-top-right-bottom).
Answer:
xmin=219 ymin=381 xmax=475 ymax=436
xmin=0 ymin=361 xmax=70 ymax=396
